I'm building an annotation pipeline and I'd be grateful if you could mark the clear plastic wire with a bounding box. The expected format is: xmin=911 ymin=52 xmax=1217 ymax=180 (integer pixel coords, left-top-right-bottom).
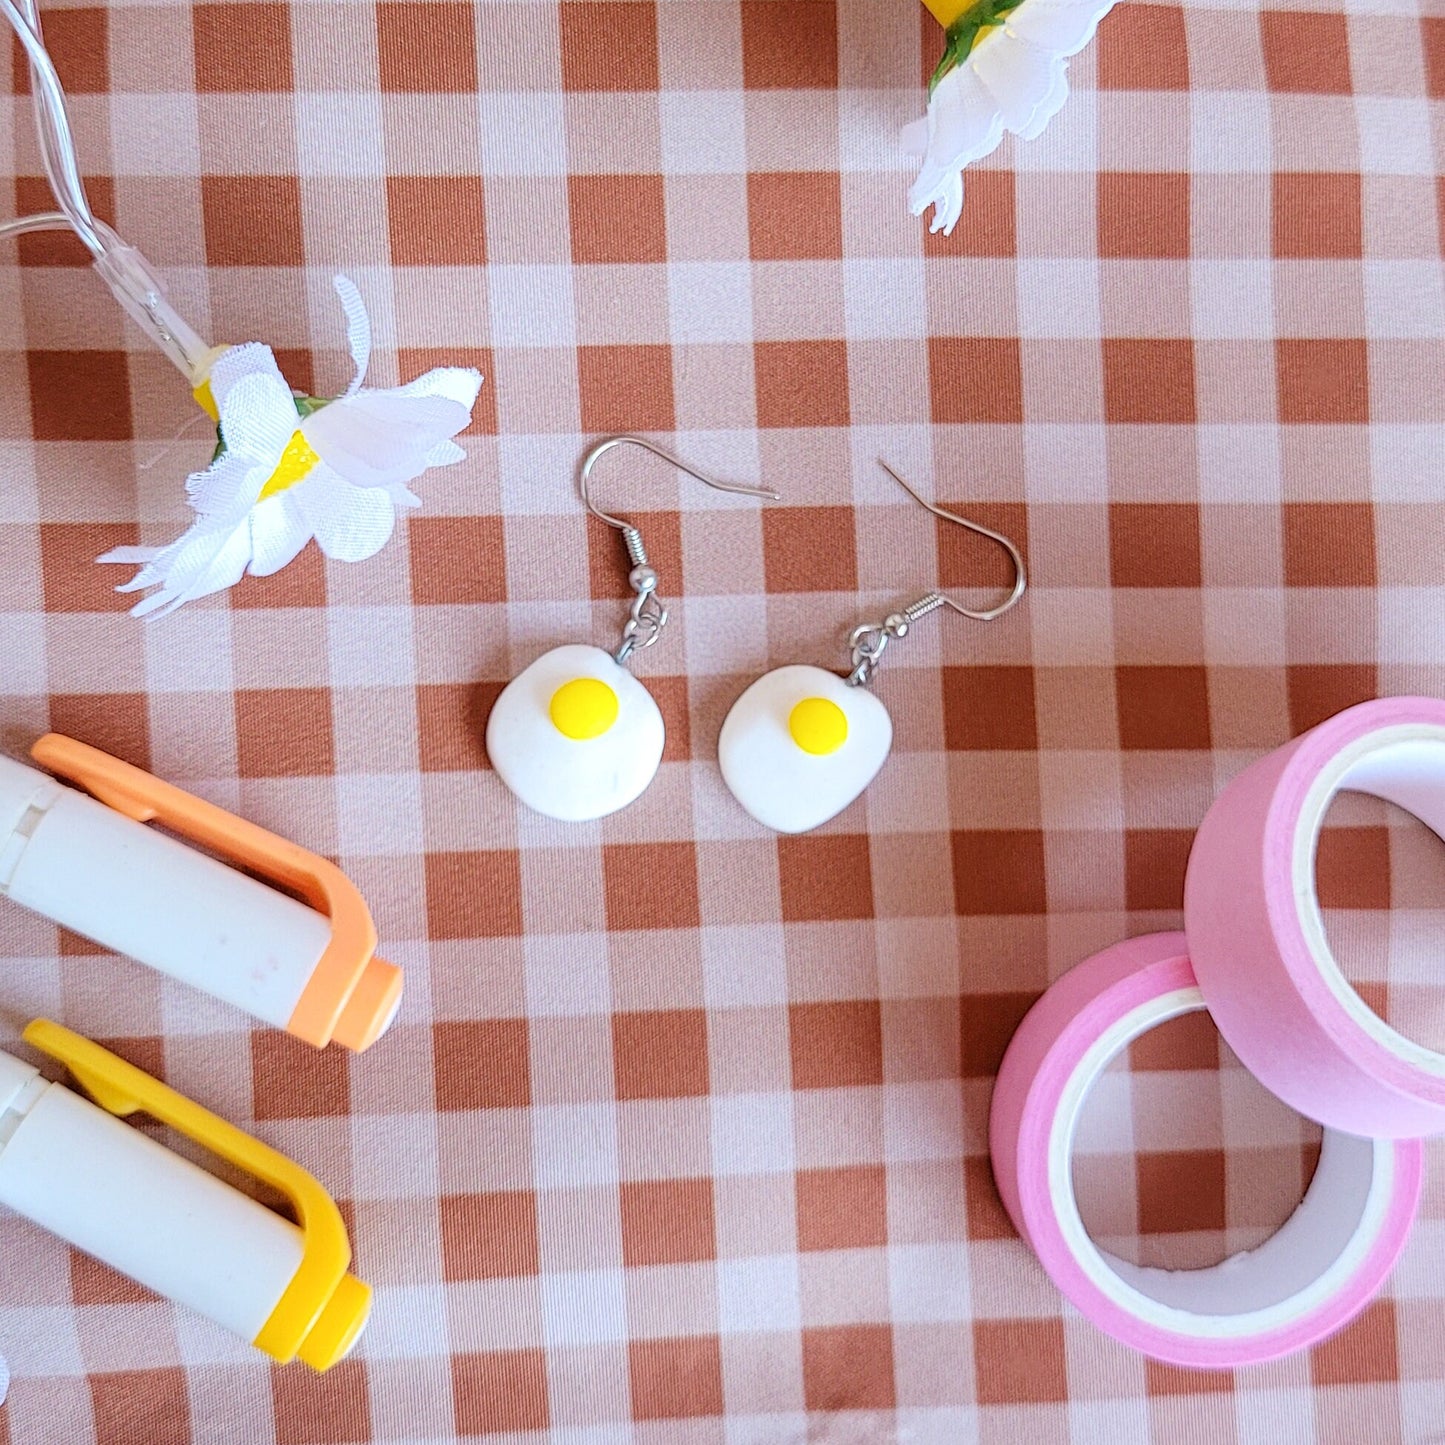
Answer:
xmin=0 ymin=0 xmax=213 ymax=377
xmin=0 ymin=0 xmax=103 ymax=255
xmin=0 ymin=211 xmax=71 ymax=241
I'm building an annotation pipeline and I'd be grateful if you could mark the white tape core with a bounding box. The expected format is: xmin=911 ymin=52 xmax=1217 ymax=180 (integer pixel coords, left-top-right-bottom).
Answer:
xmin=1049 ymin=987 xmax=1394 ymax=1338
xmin=1294 ymin=725 xmax=1445 ymax=1076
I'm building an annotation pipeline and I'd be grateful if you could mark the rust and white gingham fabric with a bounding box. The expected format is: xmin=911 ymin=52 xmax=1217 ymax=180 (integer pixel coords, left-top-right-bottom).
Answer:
xmin=3 ymin=0 xmax=1445 ymax=1440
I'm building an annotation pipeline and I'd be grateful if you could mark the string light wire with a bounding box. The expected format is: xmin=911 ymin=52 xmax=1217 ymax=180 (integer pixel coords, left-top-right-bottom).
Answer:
xmin=0 ymin=0 xmax=213 ymax=377
xmin=2 ymin=0 xmax=103 ymax=252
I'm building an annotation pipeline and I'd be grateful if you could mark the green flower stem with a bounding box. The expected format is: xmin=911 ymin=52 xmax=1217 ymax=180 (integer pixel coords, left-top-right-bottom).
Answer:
xmin=930 ymin=0 xmax=1027 ymax=93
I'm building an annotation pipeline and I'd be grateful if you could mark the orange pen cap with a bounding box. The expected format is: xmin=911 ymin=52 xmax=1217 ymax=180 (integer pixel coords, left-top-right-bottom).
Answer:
xmin=29 ymin=734 xmax=402 ymax=1052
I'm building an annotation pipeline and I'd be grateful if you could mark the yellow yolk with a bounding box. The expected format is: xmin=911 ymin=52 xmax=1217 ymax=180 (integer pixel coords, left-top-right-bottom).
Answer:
xmin=550 ymin=677 xmax=620 ymax=740
xmin=788 ymin=696 xmax=848 ymax=756
xmin=258 ymin=431 xmax=322 ymax=501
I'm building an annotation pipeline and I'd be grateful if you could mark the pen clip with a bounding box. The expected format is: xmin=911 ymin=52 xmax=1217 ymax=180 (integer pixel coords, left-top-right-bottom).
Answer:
xmin=28 ymin=734 xmax=383 ymax=1049
xmin=22 ymin=1018 xmax=359 ymax=1366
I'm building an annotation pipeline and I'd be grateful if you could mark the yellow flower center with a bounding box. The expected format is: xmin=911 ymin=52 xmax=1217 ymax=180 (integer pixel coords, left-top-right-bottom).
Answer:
xmin=788 ymin=696 xmax=849 ymax=756
xmin=922 ymin=0 xmax=971 ymax=25
xmin=258 ymin=431 xmax=322 ymax=501
xmin=193 ymin=377 xmax=219 ymax=421
xmin=550 ymin=678 xmax=620 ymax=741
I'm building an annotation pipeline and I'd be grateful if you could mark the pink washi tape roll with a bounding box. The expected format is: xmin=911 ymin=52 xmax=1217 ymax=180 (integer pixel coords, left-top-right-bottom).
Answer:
xmin=990 ymin=933 xmax=1422 ymax=1368
xmin=1186 ymin=696 xmax=1445 ymax=1138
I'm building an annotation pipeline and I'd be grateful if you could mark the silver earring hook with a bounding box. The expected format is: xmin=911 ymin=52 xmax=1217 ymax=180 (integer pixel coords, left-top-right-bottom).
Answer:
xmin=847 ymin=461 xmax=1027 ymax=686
xmin=877 ymin=461 xmax=1026 ymax=621
xmin=579 ymin=435 xmax=779 ymax=667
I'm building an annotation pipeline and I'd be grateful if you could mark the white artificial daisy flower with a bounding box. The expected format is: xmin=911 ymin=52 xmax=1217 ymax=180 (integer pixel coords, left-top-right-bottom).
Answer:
xmin=905 ymin=0 xmax=1117 ymax=235
xmin=100 ymin=275 xmax=482 ymax=617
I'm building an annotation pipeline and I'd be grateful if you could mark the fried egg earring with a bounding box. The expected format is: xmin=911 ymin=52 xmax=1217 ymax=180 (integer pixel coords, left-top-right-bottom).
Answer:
xmin=718 ymin=462 xmax=1026 ymax=834
xmin=487 ymin=436 xmax=778 ymax=822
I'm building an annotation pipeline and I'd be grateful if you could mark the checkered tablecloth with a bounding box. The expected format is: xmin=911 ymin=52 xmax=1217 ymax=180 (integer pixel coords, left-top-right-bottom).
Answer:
xmin=2 ymin=0 xmax=1445 ymax=1440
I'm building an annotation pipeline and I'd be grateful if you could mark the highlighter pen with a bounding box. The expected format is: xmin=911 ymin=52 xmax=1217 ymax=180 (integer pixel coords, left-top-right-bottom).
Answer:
xmin=0 ymin=1021 xmax=368 ymax=1370
xmin=0 ymin=736 xmax=400 ymax=1051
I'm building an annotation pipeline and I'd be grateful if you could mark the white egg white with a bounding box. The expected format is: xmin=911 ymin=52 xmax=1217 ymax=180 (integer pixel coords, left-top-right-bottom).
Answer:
xmin=486 ymin=643 xmax=665 ymax=822
xmin=717 ymin=663 xmax=892 ymax=834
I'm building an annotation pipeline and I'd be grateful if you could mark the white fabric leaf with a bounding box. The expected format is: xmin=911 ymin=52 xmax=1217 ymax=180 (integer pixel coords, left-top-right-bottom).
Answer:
xmin=291 ymin=465 xmax=397 ymax=562
xmin=332 ymin=274 xmax=372 ymax=397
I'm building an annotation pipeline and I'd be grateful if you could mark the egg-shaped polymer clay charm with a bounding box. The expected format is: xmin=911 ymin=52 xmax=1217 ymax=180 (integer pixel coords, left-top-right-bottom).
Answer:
xmin=486 ymin=643 xmax=665 ymax=823
xmin=715 ymin=463 xmax=1027 ymax=834
xmin=717 ymin=664 xmax=893 ymax=834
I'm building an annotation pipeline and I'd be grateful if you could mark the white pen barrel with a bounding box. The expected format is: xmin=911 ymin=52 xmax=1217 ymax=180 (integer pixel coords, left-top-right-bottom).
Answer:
xmin=0 ymin=1074 xmax=301 ymax=1342
xmin=0 ymin=757 xmax=330 ymax=1028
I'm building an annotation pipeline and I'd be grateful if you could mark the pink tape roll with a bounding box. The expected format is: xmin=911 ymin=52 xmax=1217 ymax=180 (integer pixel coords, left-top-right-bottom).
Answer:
xmin=1186 ymin=696 xmax=1445 ymax=1138
xmin=990 ymin=933 xmax=1422 ymax=1368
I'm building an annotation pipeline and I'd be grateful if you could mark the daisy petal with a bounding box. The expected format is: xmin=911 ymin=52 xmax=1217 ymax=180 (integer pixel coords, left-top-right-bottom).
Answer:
xmin=105 ymin=527 xmax=205 ymax=592
xmin=1016 ymin=57 xmax=1070 ymax=140
xmin=128 ymin=521 xmax=253 ymax=618
xmin=349 ymin=389 xmax=472 ymax=438
xmin=185 ymin=449 xmax=270 ymax=521
xmin=97 ymin=545 xmax=161 ymax=565
xmin=247 ymin=494 xmax=314 ymax=576
xmin=900 ymin=116 xmax=930 ymax=164
xmin=927 ymin=60 xmax=1009 ymax=168
xmin=397 ymin=366 xmax=483 ymax=410
xmin=291 ymin=465 xmax=397 ymax=562
xmin=146 ymin=520 xmax=242 ymax=592
xmin=207 ymin=343 xmax=291 ymax=424
xmin=303 ymin=389 xmax=472 ymax=488
xmin=97 ymin=543 xmax=165 ymax=593
xmin=116 ymin=571 xmax=162 ymax=594
xmin=217 ymin=370 xmax=303 ymax=471
xmin=909 ymin=169 xmax=965 ymax=234
xmin=425 ymin=439 xmax=467 ymax=467
xmin=909 ymin=0 xmax=1113 ymax=231
xmin=1007 ymin=0 xmax=1116 ymax=58
xmin=333 ymin=274 xmax=372 ymax=398
xmin=909 ymin=64 xmax=1000 ymax=233
xmin=973 ymin=35 xmax=1064 ymax=136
